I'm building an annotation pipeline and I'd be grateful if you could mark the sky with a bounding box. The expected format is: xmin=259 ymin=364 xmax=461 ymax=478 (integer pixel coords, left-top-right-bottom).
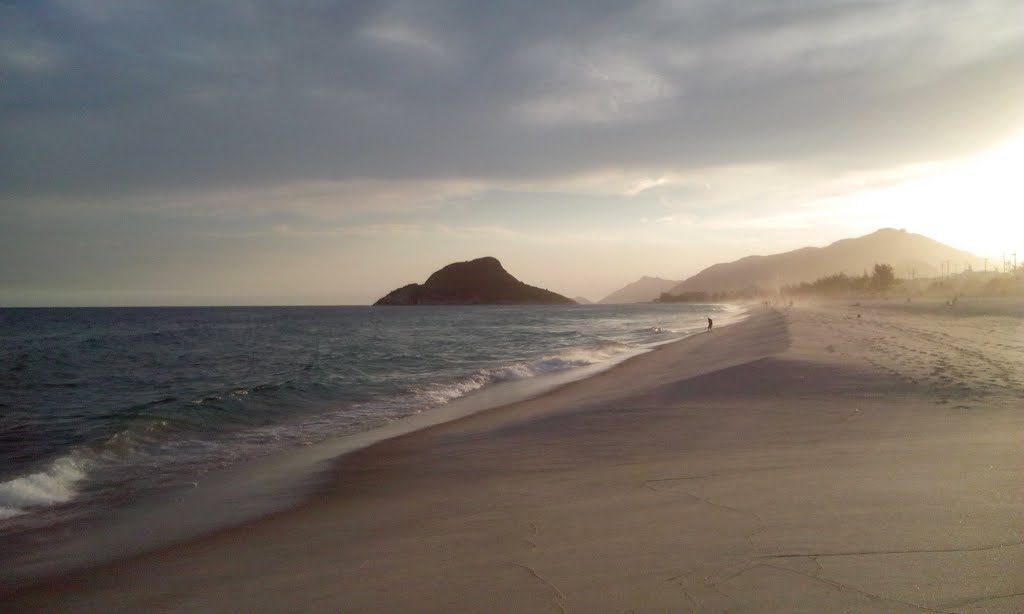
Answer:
xmin=2 ymin=0 xmax=1022 ymax=306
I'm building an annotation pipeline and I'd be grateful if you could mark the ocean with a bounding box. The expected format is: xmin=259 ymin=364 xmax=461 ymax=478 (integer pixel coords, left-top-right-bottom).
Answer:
xmin=0 ymin=303 xmax=740 ymax=585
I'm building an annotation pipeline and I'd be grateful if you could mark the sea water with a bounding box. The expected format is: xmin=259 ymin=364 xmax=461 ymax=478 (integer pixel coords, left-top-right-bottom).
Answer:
xmin=0 ymin=303 xmax=740 ymax=585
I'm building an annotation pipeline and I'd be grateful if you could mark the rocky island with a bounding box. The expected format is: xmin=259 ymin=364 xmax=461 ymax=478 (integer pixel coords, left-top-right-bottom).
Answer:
xmin=374 ymin=257 xmax=575 ymax=305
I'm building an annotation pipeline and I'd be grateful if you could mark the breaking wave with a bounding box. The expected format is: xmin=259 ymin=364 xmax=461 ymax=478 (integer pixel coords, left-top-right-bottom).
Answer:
xmin=0 ymin=453 xmax=89 ymax=519
xmin=411 ymin=343 xmax=630 ymax=406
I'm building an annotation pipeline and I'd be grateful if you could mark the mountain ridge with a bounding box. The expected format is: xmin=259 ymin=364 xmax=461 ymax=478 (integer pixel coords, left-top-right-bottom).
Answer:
xmin=599 ymin=276 xmax=682 ymax=304
xmin=667 ymin=228 xmax=983 ymax=295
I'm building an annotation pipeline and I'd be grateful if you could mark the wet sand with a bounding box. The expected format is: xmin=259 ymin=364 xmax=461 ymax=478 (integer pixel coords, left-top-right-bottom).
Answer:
xmin=4 ymin=300 xmax=1023 ymax=612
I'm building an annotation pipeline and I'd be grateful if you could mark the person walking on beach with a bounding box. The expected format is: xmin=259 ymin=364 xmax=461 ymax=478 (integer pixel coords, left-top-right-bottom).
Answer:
xmin=707 ymin=317 xmax=713 ymax=332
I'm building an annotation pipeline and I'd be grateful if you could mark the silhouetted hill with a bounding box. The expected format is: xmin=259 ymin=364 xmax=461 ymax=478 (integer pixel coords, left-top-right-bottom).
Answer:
xmin=599 ymin=276 xmax=681 ymax=304
xmin=668 ymin=228 xmax=983 ymax=295
xmin=374 ymin=257 xmax=576 ymax=305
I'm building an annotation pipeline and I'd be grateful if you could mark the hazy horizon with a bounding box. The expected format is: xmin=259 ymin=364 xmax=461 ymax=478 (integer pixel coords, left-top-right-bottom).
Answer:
xmin=2 ymin=1 xmax=1022 ymax=307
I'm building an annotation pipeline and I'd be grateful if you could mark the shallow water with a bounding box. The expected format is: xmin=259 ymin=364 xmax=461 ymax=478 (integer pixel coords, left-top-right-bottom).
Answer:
xmin=0 ymin=303 xmax=741 ymax=586
xmin=0 ymin=304 xmax=741 ymax=520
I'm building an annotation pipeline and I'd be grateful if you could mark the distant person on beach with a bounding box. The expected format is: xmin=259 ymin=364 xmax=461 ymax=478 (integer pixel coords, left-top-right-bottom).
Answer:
xmin=707 ymin=317 xmax=713 ymax=332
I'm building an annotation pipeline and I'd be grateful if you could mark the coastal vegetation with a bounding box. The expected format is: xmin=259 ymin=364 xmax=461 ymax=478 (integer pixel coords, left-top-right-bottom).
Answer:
xmin=783 ymin=263 xmax=896 ymax=298
xmin=656 ymin=263 xmax=1023 ymax=302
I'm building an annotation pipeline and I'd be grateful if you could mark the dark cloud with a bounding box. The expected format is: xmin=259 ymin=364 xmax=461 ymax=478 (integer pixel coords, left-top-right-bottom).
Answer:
xmin=2 ymin=0 xmax=1022 ymax=199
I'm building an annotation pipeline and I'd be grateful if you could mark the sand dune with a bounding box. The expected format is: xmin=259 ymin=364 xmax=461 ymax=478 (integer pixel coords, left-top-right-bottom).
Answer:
xmin=4 ymin=300 xmax=1022 ymax=612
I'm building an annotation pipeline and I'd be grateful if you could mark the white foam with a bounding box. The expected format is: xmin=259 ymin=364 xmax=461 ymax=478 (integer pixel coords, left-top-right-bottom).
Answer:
xmin=640 ymin=326 xmax=675 ymax=334
xmin=0 ymin=454 xmax=89 ymax=517
xmin=413 ymin=344 xmax=630 ymax=407
xmin=0 ymin=506 xmax=23 ymax=520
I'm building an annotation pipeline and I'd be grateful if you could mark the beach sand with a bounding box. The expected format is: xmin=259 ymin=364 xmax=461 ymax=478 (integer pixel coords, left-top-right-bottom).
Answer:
xmin=4 ymin=300 xmax=1023 ymax=612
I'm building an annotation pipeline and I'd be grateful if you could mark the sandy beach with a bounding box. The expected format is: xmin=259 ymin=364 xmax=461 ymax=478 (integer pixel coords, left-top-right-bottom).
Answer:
xmin=4 ymin=300 xmax=1023 ymax=613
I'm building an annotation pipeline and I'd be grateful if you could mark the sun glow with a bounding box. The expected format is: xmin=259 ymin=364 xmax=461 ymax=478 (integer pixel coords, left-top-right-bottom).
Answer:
xmin=826 ymin=133 xmax=1024 ymax=259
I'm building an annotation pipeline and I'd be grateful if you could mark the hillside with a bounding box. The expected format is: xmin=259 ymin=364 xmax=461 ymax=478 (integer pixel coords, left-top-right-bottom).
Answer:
xmin=668 ymin=228 xmax=983 ymax=295
xmin=599 ymin=276 xmax=682 ymax=304
xmin=374 ymin=257 xmax=575 ymax=305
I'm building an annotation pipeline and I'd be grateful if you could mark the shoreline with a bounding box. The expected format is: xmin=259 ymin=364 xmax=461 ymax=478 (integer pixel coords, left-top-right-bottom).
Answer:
xmin=4 ymin=302 xmax=1023 ymax=611
xmin=0 ymin=304 xmax=748 ymax=593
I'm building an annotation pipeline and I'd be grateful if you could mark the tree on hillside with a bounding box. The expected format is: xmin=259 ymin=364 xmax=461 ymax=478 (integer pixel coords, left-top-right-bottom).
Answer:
xmin=871 ymin=263 xmax=896 ymax=291
xmin=783 ymin=263 xmax=898 ymax=297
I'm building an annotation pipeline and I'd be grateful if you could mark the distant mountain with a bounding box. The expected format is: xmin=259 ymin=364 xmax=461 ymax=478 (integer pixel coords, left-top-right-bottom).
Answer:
xmin=374 ymin=257 xmax=576 ymax=305
xmin=573 ymin=296 xmax=594 ymax=305
xmin=668 ymin=228 xmax=983 ymax=295
xmin=599 ymin=276 xmax=681 ymax=304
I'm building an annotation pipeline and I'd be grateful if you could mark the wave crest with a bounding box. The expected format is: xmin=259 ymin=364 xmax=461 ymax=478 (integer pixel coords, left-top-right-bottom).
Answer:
xmin=0 ymin=454 xmax=89 ymax=518
xmin=412 ymin=343 xmax=628 ymax=406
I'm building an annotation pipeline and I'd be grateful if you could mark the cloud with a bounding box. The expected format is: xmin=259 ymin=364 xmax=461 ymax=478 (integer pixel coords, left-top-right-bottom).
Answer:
xmin=1 ymin=0 xmax=1021 ymax=203
xmin=3 ymin=0 xmax=1023 ymax=305
xmin=433 ymin=223 xmax=528 ymax=240
xmin=331 ymin=223 xmax=425 ymax=237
